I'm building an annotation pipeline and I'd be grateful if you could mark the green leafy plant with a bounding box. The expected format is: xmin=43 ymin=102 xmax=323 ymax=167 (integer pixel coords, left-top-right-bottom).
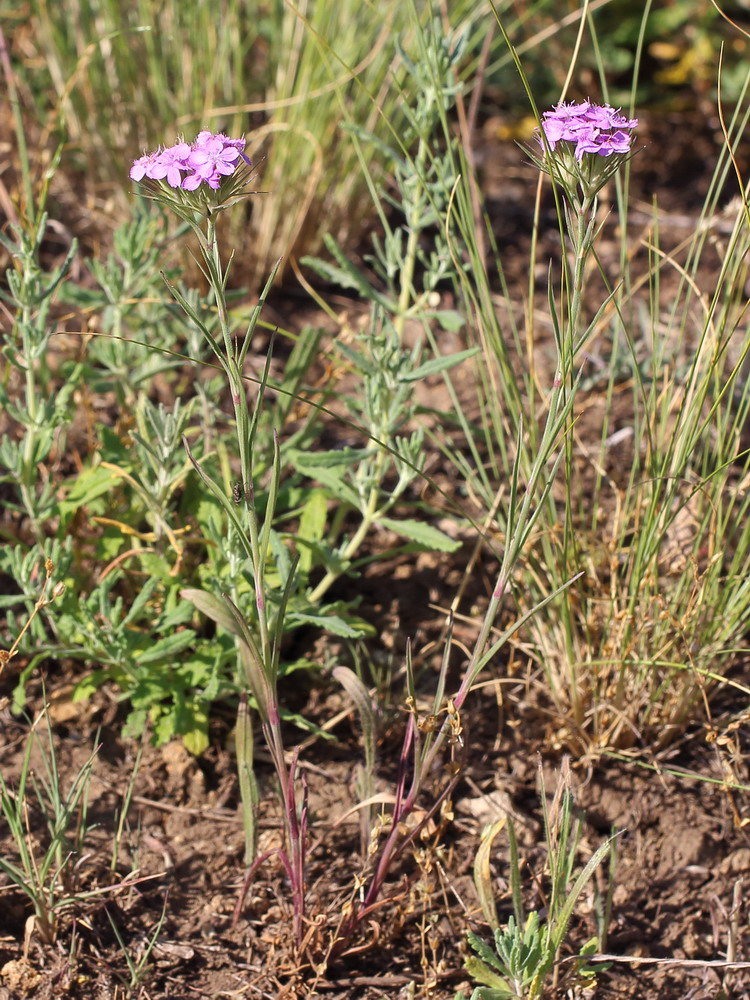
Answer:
xmin=461 ymin=762 xmax=614 ymax=1000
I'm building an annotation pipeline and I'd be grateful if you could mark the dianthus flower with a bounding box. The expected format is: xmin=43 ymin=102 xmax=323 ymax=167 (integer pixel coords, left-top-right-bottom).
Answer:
xmin=148 ymin=141 xmax=192 ymax=188
xmin=540 ymin=101 xmax=638 ymax=162
xmin=129 ymin=130 xmax=254 ymax=213
xmin=531 ymin=100 xmax=638 ymax=202
xmin=183 ymin=135 xmax=241 ymax=191
xmin=129 ymin=150 xmax=163 ymax=182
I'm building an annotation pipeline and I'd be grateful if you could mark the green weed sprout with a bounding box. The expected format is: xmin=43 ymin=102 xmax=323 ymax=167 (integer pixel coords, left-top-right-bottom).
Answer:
xmin=0 ymin=716 xmax=96 ymax=944
xmin=461 ymin=762 xmax=614 ymax=1000
xmin=105 ymin=892 xmax=169 ymax=990
xmin=0 ymin=707 xmax=144 ymax=947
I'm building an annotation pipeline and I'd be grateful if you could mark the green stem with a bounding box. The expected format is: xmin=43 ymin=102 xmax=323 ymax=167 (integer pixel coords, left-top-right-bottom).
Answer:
xmin=307 ymin=447 xmax=389 ymax=606
xmin=560 ymin=195 xmax=595 ymax=724
xmin=19 ymin=313 xmax=43 ymax=540
xmin=205 ymin=217 xmax=271 ymax=666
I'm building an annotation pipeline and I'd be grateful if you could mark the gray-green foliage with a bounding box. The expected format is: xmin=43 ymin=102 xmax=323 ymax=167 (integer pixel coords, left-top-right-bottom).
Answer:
xmin=303 ymin=16 xmax=468 ymax=336
xmin=61 ymin=207 xmax=197 ymax=400
xmin=0 ymin=211 xmax=79 ymax=533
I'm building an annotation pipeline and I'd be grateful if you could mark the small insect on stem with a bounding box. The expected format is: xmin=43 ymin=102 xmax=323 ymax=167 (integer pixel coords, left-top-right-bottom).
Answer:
xmin=232 ymin=480 xmax=244 ymax=504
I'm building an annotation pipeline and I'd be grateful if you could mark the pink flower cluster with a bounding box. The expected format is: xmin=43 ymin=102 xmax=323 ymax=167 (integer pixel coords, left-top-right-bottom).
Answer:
xmin=540 ymin=101 xmax=637 ymax=162
xmin=129 ymin=131 xmax=251 ymax=191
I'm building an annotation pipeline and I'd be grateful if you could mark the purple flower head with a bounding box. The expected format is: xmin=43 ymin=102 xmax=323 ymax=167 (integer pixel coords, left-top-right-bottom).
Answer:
xmin=149 ymin=141 xmax=192 ymax=188
xmin=577 ymin=129 xmax=633 ymax=158
xmin=196 ymin=130 xmax=245 ymax=150
xmin=129 ymin=129 xmax=253 ymax=204
xmin=193 ymin=130 xmax=250 ymax=165
xmin=540 ymin=100 xmax=638 ymax=163
xmin=184 ymin=135 xmax=240 ymax=190
xmin=129 ymin=150 xmax=163 ymax=182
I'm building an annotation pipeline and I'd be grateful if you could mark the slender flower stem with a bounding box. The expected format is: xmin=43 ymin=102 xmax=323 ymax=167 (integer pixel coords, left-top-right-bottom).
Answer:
xmin=339 ymin=129 xmax=621 ymax=952
xmin=201 ymin=214 xmax=307 ymax=945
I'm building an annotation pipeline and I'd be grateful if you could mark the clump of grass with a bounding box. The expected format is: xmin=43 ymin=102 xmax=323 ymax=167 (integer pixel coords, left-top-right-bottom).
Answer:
xmin=429 ymin=3 xmax=750 ymax=752
xmin=517 ymin=40 xmax=750 ymax=751
xmin=0 ymin=702 xmax=145 ymax=948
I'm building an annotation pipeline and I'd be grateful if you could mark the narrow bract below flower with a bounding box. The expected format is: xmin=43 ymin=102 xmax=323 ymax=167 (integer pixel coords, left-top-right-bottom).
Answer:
xmin=532 ymin=100 xmax=638 ymax=201
xmin=129 ymin=129 xmax=254 ymax=214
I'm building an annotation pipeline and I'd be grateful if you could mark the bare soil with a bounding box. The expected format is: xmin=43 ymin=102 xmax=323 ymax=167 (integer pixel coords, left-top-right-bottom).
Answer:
xmin=1 ymin=670 xmax=749 ymax=1000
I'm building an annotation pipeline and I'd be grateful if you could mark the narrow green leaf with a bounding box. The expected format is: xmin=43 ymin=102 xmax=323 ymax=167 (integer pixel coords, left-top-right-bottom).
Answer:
xmin=473 ymin=818 xmax=507 ymax=933
xmin=181 ymin=588 xmax=240 ymax=635
xmin=270 ymin=553 xmax=299 ymax=677
xmin=293 ymin=466 xmax=360 ymax=507
xmin=431 ymin=309 xmax=466 ymax=332
xmin=286 ymin=612 xmax=364 ymax=638
xmin=259 ymin=431 xmax=281 ymax=563
xmin=549 ymin=837 xmax=613 ymax=955
xmin=298 ymin=488 xmax=329 ymax=574
xmin=182 ymin=436 xmax=254 ymax=563
xmin=400 ymin=347 xmax=479 ymax=381
xmin=56 ymin=465 xmax=118 ymax=521
xmin=333 ymin=666 xmax=375 ymax=753
xmin=301 ymin=234 xmax=395 ymax=310
xmin=291 ymin=447 xmax=374 ymax=470
xmin=378 ymin=517 xmax=461 ymax=552
xmin=238 ymin=259 xmax=282 ymax=368
xmin=236 ymin=693 xmax=259 ymax=863
xmin=133 ymin=629 xmax=196 ymax=665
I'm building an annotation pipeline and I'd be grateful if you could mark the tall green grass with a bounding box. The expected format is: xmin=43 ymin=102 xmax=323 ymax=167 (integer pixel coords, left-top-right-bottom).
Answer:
xmin=22 ymin=0 xmax=485 ymax=281
xmin=426 ymin=4 xmax=750 ymax=751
